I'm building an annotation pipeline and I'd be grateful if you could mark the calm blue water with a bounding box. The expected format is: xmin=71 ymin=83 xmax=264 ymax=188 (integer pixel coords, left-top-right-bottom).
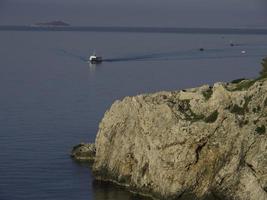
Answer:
xmin=0 ymin=30 xmax=267 ymax=200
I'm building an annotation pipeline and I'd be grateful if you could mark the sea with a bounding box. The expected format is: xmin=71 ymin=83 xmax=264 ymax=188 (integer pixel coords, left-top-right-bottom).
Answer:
xmin=0 ymin=1 xmax=267 ymax=199
xmin=0 ymin=27 xmax=266 ymax=200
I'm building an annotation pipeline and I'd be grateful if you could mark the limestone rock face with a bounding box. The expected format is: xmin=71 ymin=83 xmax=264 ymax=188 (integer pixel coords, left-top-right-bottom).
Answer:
xmin=91 ymin=79 xmax=267 ymax=199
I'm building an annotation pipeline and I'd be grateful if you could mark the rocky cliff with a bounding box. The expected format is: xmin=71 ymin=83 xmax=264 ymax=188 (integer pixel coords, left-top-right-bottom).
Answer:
xmin=72 ymin=60 xmax=267 ymax=200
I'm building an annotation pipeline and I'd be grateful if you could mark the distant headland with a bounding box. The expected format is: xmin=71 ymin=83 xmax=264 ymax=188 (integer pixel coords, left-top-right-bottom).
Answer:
xmin=32 ymin=20 xmax=70 ymax=27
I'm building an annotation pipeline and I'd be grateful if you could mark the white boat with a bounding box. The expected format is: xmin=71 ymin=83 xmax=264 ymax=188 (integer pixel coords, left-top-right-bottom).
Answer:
xmin=89 ymin=54 xmax=102 ymax=63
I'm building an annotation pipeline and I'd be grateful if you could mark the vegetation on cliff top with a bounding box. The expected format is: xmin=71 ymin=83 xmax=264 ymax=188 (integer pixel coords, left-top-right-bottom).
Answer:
xmin=72 ymin=56 xmax=267 ymax=200
xmin=260 ymin=57 xmax=267 ymax=79
xmin=229 ymin=56 xmax=267 ymax=91
xmin=255 ymin=125 xmax=266 ymax=135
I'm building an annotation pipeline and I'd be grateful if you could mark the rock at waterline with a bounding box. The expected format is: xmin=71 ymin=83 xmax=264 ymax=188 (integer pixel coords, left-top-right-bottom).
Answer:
xmin=72 ymin=75 xmax=267 ymax=199
xmin=71 ymin=143 xmax=95 ymax=162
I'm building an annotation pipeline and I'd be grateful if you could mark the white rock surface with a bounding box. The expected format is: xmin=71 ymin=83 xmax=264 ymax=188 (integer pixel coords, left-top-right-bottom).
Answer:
xmin=75 ymin=78 xmax=267 ymax=199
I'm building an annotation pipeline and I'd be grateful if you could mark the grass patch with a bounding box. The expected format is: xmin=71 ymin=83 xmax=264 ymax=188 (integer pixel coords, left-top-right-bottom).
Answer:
xmin=177 ymin=100 xmax=220 ymax=123
xmin=190 ymin=113 xmax=205 ymax=122
xmin=230 ymin=104 xmax=245 ymax=115
xmin=239 ymin=119 xmax=249 ymax=127
xmin=177 ymin=100 xmax=205 ymax=122
xmin=259 ymin=57 xmax=267 ymax=79
xmin=230 ymin=96 xmax=252 ymax=115
xmin=231 ymin=78 xmax=246 ymax=84
xmin=230 ymin=79 xmax=256 ymax=91
xmin=252 ymin=106 xmax=261 ymax=113
xmin=228 ymin=56 xmax=267 ymax=91
xmin=255 ymin=125 xmax=266 ymax=135
xmin=244 ymin=96 xmax=252 ymax=110
xmin=204 ymin=110 xmax=219 ymax=123
xmin=202 ymin=87 xmax=213 ymax=100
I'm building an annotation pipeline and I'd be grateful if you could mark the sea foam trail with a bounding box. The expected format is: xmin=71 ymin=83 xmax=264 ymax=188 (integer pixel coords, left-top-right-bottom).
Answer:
xmin=56 ymin=46 xmax=267 ymax=63
xmin=104 ymin=47 xmax=267 ymax=62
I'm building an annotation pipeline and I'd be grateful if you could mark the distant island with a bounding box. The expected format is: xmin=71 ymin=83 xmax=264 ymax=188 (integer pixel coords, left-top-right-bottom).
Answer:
xmin=32 ymin=21 xmax=70 ymax=27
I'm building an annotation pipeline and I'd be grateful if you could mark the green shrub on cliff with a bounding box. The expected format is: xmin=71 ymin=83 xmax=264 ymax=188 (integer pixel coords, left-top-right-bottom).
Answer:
xmin=259 ymin=57 xmax=267 ymax=79
xmin=255 ymin=125 xmax=266 ymax=135
xmin=202 ymin=87 xmax=213 ymax=100
xmin=231 ymin=78 xmax=246 ymax=84
xmin=230 ymin=96 xmax=251 ymax=115
xmin=204 ymin=110 xmax=219 ymax=123
xmin=231 ymin=80 xmax=256 ymax=91
xmin=229 ymin=56 xmax=267 ymax=91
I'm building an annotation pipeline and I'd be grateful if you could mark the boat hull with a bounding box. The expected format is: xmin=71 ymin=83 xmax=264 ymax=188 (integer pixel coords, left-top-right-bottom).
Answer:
xmin=89 ymin=56 xmax=102 ymax=64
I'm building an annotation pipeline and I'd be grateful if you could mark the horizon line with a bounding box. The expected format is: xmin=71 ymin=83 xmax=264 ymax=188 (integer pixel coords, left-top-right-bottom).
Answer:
xmin=0 ymin=25 xmax=267 ymax=35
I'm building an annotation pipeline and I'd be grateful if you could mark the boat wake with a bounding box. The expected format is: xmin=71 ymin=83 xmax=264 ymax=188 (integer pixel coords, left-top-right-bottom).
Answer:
xmin=103 ymin=47 xmax=266 ymax=62
xmin=56 ymin=46 xmax=267 ymax=64
xmin=103 ymin=50 xmax=194 ymax=62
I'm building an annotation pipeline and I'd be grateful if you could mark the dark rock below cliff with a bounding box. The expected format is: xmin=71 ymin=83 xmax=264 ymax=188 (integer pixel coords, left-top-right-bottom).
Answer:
xmin=71 ymin=143 xmax=95 ymax=162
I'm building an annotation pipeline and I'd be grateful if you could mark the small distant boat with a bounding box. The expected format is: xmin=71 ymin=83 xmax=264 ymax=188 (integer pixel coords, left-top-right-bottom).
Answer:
xmin=89 ymin=54 xmax=102 ymax=64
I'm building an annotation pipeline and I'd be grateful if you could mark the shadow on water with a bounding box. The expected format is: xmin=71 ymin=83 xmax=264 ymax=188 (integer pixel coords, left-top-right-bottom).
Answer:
xmin=91 ymin=180 xmax=226 ymax=200
xmin=92 ymin=180 xmax=151 ymax=200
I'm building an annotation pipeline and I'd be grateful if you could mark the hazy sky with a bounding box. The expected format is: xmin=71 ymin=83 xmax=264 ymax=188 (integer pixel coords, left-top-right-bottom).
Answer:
xmin=0 ymin=0 xmax=266 ymax=27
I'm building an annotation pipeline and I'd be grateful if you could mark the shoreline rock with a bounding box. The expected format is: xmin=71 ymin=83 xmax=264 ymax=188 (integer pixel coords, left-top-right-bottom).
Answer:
xmin=71 ymin=143 xmax=96 ymax=162
xmin=72 ymin=60 xmax=267 ymax=200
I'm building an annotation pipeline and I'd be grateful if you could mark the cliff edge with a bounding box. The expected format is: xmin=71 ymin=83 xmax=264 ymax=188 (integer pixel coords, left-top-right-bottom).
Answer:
xmin=72 ymin=59 xmax=267 ymax=200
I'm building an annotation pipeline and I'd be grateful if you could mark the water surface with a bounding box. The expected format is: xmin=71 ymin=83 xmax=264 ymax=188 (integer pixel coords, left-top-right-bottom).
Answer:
xmin=0 ymin=29 xmax=267 ymax=200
